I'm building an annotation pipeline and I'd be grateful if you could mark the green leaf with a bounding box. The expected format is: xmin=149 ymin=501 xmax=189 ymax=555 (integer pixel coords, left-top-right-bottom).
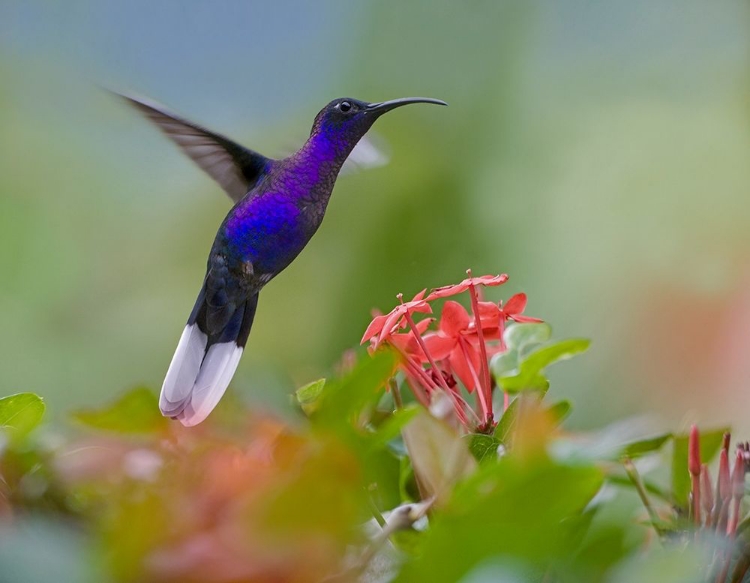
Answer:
xmin=547 ymin=400 xmax=573 ymax=425
xmin=551 ymin=418 xmax=670 ymax=463
xmin=466 ymin=433 xmax=501 ymax=463
xmin=314 ymin=350 xmax=398 ymax=431
xmin=495 ymin=338 xmax=590 ymax=394
xmin=490 ymin=351 xmax=519 ymax=378
xmin=368 ymin=405 xmax=420 ymax=451
xmin=505 ymin=322 xmax=552 ymax=353
xmin=0 ymin=392 xmax=45 ymax=440
xmin=623 ymin=433 xmax=672 ymax=458
xmin=494 ymin=397 xmax=520 ymax=443
xmin=295 ymin=378 xmax=326 ymax=415
xmin=671 ymin=427 xmax=728 ymax=508
xmin=71 ymin=387 xmax=168 ymax=434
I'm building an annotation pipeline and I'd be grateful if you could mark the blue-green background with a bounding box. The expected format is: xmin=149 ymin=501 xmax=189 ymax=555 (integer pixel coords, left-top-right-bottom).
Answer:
xmin=1 ymin=1 xmax=749 ymax=430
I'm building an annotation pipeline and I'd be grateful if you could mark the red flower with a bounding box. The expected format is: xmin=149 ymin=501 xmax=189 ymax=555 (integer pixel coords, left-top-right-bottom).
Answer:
xmin=422 ymin=301 xmax=485 ymax=393
xmin=501 ymin=293 xmax=543 ymax=324
xmin=361 ymin=290 xmax=432 ymax=349
xmin=472 ymin=293 xmax=543 ymax=351
xmin=387 ymin=318 xmax=434 ymax=358
xmin=426 ymin=274 xmax=508 ymax=301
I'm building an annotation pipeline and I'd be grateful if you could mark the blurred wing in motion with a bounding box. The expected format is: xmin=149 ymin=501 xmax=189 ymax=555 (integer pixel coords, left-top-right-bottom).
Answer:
xmin=341 ymin=132 xmax=391 ymax=175
xmin=115 ymin=91 xmax=272 ymax=202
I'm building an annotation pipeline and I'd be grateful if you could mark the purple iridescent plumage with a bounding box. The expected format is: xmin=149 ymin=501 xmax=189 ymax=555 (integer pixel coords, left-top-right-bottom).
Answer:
xmin=221 ymin=132 xmax=344 ymax=274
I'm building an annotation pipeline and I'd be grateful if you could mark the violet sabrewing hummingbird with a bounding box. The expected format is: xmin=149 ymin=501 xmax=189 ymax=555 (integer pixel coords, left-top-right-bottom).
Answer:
xmin=119 ymin=93 xmax=447 ymax=426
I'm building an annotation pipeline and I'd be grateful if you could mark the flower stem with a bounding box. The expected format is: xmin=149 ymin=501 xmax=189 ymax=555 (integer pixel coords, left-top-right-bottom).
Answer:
xmin=401 ymin=305 xmax=453 ymax=396
xmin=389 ymin=343 xmax=433 ymax=406
xmin=401 ymin=360 xmax=433 ymax=406
xmin=623 ymin=458 xmax=665 ymax=537
xmin=458 ymin=338 xmax=491 ymax=428
xmin=689 ymin=425 xmax=702 ymax=527
xmin=395 ymin=344 xmax=471 ymax=425
xmin=466 ymin=270 xmax=493 ymax=428
xmin=389 ymin=378 xmax=403 ymax=410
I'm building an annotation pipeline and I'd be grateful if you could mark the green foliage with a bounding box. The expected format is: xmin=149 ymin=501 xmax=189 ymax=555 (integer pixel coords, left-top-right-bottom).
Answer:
xmin=71 ymin=387 xmax=168 ymax=434
xmin=368 ymin=405 xmax=420 ymax=452
xmin=552 ymin=419 xmax=674 ymax=463
xmin=0 ymin=346 xmax=745 ymax=582
xmin=466 ymin=433 xmax=501 ymax=463
xmin=310 ymin=349 xmax=398 ymax=432
xmin=494 ymin=396 xmax=520 ymax=443
xmin=0 ymin=392 xmax=45 ymax=441
xmin=492 ymin=323 xmax=590 ymax=394
xmin=396 ymin=454 xmax=604 ymax=582
xmin=505 ymin=321 xmax=552 ymax=353
xmin=294 ymin=378 xmax=326 ymax=415
xmin=623 ymin=433 xmax=673 ymax=459
xmin=548 ymin=400 xmax=573 ymax=425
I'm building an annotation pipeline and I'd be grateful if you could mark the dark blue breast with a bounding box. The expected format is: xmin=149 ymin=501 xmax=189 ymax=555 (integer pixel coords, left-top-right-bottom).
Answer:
xmin=222 ymin=191 xmax=308 ymax=274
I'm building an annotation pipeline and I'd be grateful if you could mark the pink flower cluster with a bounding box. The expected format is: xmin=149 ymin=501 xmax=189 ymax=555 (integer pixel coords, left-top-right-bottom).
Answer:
xmin=361 ymin=271 xmax=541 ymax=433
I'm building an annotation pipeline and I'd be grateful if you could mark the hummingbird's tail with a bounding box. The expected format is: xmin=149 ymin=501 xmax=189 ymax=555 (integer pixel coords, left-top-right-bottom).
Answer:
xmin=159 ymin=291 xmax=259 ymax=426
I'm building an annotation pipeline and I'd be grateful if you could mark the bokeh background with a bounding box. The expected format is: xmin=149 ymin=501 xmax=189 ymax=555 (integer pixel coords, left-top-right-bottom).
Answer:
xmin=1 ymin=1 xmax=749 ymax=431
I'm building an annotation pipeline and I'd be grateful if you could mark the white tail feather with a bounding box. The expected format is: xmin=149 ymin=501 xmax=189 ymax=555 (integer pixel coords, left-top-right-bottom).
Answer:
xmin=175 ymin=342 xmax=243 ymax=427
xmin=159 ymin=324 xmax=208 ymax=416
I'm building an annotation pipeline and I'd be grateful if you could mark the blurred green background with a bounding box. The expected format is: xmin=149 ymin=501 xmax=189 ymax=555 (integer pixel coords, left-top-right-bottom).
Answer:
xmin=1 ymin=1 xmax=749 ymax=430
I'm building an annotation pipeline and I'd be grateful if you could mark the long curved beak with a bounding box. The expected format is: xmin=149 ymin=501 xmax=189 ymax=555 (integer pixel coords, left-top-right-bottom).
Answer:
xmin=366 ymin=97 xmax=448 ymax=114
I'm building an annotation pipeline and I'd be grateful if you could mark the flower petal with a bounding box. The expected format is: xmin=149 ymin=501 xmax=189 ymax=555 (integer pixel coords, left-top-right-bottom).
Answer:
xmin=415 ymin=317 xmax=435 ymax=335
xmin=476 ymin=301 xmax=501 ymax=328
xmin=426 ymin=283 xmax=468 ymax=301
xmin=427 ymin=274 xmax=509 ymax=301
xmin=504 ymin=293 xmax=527 ymax=316
xmin=449 ymin=348 xmax=474 ymax=392
xmin=472 ymin=274 xmax=509 ymax=287
xmin=466 ymin=326 xmax=502 ymax=342
xmin=422 ymin=333 xmax=456 ymax=361
xmin=449 ymin=343 xmax=481 ymax=392
xmin=390 ymin=332 xmax=424 ymax=358
xmin=361 ymin=313 xmax=389 ymax=344
xmin=510 ymin=315 xmax=544 ymax=323
xmin=406 ymin=300 xmax=433 ymax=314
xmin=378 ymin=307 xmax=406 ymax=344
xmin=412 ymin=289 xmax=428 ymax=302
xmin=439 ymin=301 xmax=471 ymax=336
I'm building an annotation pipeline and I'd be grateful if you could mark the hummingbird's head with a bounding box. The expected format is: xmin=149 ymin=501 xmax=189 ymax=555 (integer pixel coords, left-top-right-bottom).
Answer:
xmin=310 ymin=96 xmax=447 ymax=154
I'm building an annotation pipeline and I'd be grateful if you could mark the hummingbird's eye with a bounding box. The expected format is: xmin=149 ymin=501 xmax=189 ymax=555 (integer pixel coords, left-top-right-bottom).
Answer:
xmin=339 ymin=101 xmax=352 ymax=113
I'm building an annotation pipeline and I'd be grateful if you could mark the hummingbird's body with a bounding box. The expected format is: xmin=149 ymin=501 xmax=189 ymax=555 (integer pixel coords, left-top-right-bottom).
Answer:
xmin=120 ymin=93 xmax=445 ymax=426
xmin=220 ymin=135 xmax=345 ymax=276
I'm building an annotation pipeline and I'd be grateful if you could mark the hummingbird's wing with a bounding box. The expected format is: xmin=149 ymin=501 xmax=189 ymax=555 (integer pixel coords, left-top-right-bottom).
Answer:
xmin=115 ymin=92 xmax=271 ymax=203
xmin=340 ymin=133 xmax=390 ymax=175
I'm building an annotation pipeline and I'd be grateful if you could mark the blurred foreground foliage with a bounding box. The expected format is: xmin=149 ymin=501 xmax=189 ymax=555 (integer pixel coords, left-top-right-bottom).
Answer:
xmin=1 ymin=324 xmax=749 ymax=582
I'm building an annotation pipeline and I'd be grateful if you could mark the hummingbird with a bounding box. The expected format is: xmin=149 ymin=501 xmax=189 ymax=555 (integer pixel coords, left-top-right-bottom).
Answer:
xmin=119 ymin=92 xmax=447 ymax=426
